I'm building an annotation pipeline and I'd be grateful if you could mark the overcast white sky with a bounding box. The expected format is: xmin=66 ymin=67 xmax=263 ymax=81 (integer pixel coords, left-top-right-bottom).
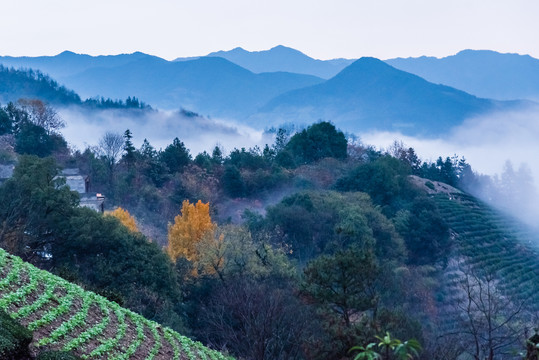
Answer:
xmin=0 ymin=0 xmax=537 ymax=60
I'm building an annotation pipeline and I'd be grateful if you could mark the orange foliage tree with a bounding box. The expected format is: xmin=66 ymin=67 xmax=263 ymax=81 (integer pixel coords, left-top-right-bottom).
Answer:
xmin=167 ymin=200 xmax=216 ymax=263
xmin=105 ymin=207 xmax=139 ymax=233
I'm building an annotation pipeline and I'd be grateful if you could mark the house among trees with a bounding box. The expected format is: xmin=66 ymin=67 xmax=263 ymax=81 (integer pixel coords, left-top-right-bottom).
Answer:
xmin=60 ymin=168 xmax=105 ymax=212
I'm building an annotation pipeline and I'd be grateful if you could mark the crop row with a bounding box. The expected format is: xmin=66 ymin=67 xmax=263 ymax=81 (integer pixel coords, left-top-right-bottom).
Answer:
xmin=432 ymin=192 xmax=539 ymax=309
xmin=0 ymin=247 xmax=234 ymax=359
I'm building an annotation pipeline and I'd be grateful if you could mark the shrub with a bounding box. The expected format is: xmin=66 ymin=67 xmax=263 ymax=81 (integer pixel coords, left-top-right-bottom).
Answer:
xmin=36 ymin=350 xmax=81 ymax=360
xmin=0 ymin=309 xmax=33 ymax=359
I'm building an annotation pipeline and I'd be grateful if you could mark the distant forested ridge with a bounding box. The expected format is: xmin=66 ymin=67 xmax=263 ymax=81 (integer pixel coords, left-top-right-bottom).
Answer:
xmin=0 ymin=66 xmax=81 ymax=105
xmin=0 ymin=65 xmax=150 ymax=110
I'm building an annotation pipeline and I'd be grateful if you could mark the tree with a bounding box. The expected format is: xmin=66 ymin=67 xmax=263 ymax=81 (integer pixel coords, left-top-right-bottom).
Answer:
xmin=167 ymin=200 xmax=215 ymax=264
xmin=98 ymin=131 xmax=124 ymax=169
xmin=0 ymin=156 xmax=78 ymax=262
xmin=122 ymin=129 xmax=136 ymax=170
xmin=105 ymin=207 xmax=139 ymax=233
xmin=526 ymin=333 xmax=539 ymax=360
xmin=98 ymin=131 xmax=124 ymax=186
xmin=160 ymin=137 xmax=191 ymax=173
xmin=303 ymin=247 xmax=379 ymax=328
xmin=15 ymin=121 xmax=56 ymax=157
xmin=17 ymin=99 xmax=64 ymax=134
xmin=4 ymin=102 xmax=29 ymax=134
xmin=273 ymin=127 xmax=290 ymax=153
xmin=196 ymin=224 xmax=295 ymax=281
xmin=386 ymin=141 xmax=421 ymax=175
xmin=284 ymin=121 xmax=347 ymax=165
xmin=451 ymin=266 xmax=527 ymax=360
xmin=393 ymin=197 xmax=450 ymax=265
xmin=222 ymin=165 xmax=245 ymax=198
xmin=139 ymin=138 xmax=169 ymax=187
xmin=335 ymin=155 xmax=412 ymax=212
xmin=0 ymin=107 xmax=12 ymax=135
xmin=264 ymin=190 xmax=406 ymax=262
xmin=302 ymin=247 xmax=380 ymax=358
xmin=211 ymin=145 xmax=224 ymax=165
xmin=195 ymin=278 xmax=314 ymax=360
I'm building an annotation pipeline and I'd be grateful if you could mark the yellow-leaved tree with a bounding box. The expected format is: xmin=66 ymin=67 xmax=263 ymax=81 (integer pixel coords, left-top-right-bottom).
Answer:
xmin=105 ymin=207 xmax=139 ymax=233
xmin=167 ymin=200 xmax=216 ymax=264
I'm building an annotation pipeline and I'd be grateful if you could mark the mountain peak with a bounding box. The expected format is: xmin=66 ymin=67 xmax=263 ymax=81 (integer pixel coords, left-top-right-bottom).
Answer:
xmin=332 ymin=57 xmax=395 ymax=79
xmin=269 ymin=45 xmax=300 ymax=52
xmin=57 ymin=50 xmax=79 ymax=57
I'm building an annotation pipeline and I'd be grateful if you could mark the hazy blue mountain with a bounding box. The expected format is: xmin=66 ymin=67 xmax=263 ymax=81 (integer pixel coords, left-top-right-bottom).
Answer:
xmin=0 ymin=51 xmax=156 ymax=79
xmin=177 ymin=45 xmax=355 ymax=79
xmin=255 ymin=57 xmax=522 ymax=136
xmin=61 ymin=56 xmax=324 ymax=116
xmin=385 ymin=50 xmax=539 ymax=101
xmin=0 ymin=66 xmax=81 ymax=105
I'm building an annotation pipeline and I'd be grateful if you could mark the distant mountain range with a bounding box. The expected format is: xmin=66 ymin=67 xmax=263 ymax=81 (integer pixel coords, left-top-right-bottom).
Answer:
xmin=0 ymin=47 xmax=535 ymax=136
xmin=386 ymin=50 xmax=539 ymax=101
xmin=0 ymin=51 xmax=324 ymax=117
xmin=59 ymin=56 xmax=324 ymax=117
xmin=253 ymin=57 xmax=522 ymax=136
xmin=175 ymin=45 xmax=355 ymax=79
xmin=0 ymin=51 xmax=155 ymax=79
xmin=175 ymin=46 xmax=539 ymax=102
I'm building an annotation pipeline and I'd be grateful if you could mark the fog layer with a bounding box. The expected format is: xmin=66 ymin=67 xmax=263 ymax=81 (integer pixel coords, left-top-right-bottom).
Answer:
xmin=362 ymin=105 xmax=539 ymax=228
xmin=59 ymin=107 xmax=271 ymax=155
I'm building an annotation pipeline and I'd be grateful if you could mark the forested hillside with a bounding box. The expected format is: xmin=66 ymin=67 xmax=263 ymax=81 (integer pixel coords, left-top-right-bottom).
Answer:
xmin=0 ymin=100 xmax=538 ymax=359
xmin=0 ymin=65 xmax=151 ymax=110
xmin=0 ymin=66 xmax=81 ymax=105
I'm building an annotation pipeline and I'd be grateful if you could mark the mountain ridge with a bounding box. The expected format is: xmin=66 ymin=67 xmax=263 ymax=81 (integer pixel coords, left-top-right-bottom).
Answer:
xmin=254 ymin=57 xmax=522 ymax=135
xmin=386 ymin=49 xmax=539 ymax=101
xmin=177 ymin=45 xmax=355 ymax=79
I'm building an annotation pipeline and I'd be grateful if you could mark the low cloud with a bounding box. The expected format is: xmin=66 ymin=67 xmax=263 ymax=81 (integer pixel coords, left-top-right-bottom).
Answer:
xmin=361 ymin=105 xmax=539 ymax=181
xmin=361 ymin=105 xmax=539 ymax=228
xmin=59 ymin=106 xmax=272 ymax=155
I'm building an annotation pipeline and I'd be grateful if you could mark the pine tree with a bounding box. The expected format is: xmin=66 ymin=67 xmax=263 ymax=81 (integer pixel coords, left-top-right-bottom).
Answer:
xmin=123 ymin=129 xmax=136 ymax=170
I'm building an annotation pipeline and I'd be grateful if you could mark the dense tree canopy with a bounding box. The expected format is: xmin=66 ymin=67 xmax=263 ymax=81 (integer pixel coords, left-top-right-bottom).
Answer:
xmin=0 ymin=156 xmax=78 ymax=260
xmin=161 ymin=137 xmax=191 ymax=173
xmin=258 ymin=190 xmax=406 ymax=263
xmin=284 ymin=121 xmax=347 ymax=165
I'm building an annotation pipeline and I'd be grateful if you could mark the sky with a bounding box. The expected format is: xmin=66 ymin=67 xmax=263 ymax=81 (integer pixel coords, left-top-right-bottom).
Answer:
xmin=1 ymin=0 xmax=538 ymax=60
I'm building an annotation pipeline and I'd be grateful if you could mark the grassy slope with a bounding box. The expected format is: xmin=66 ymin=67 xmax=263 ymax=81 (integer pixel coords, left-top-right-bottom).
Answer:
xmin=0 ymin=248 xmax=234 ymax=360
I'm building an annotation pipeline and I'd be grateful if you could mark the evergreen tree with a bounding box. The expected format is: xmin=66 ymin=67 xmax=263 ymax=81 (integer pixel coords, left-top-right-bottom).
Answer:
xmin=161 ymin=137 xmax=191 ymax=173
xmin=222 ymin=165 xmax=245 ymax=198
xmin=122 ymin=129 xmax=136 ymax=170
xmin=284 ymin=121 xmax=347 ymax=165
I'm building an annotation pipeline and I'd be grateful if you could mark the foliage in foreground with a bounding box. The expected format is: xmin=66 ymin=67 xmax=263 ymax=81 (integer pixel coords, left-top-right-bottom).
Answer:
xmin=350 ymin=332 xmax=421 ymax=360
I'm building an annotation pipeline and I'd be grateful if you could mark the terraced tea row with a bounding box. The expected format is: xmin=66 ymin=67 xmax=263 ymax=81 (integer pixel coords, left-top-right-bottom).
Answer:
xmin=433 ymin=193 xmax=539 ymax=307
xmin=0 ymin=248 xmax=234 ymax=360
